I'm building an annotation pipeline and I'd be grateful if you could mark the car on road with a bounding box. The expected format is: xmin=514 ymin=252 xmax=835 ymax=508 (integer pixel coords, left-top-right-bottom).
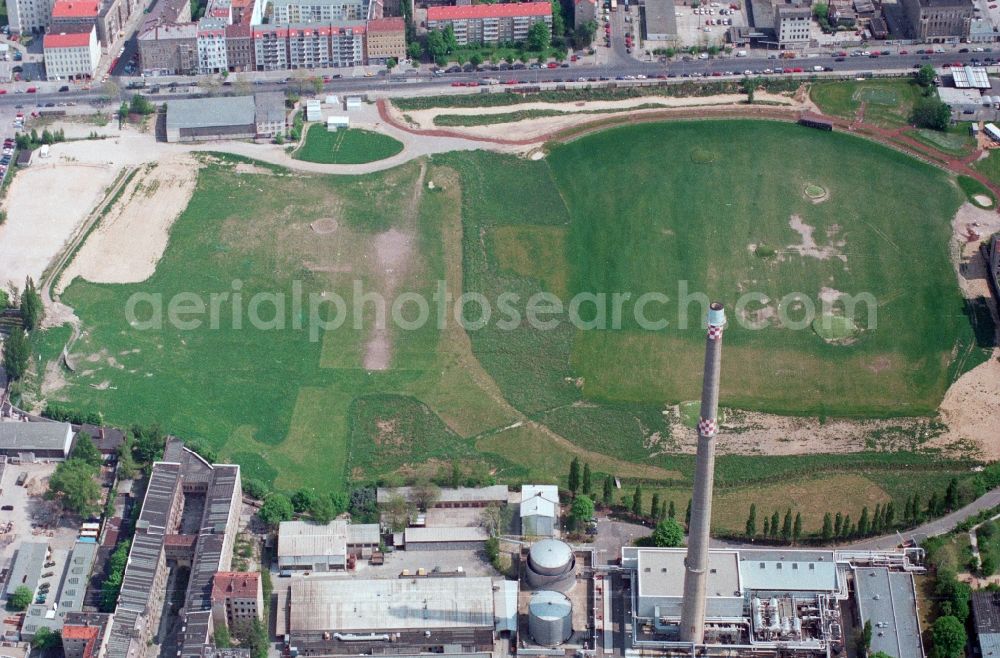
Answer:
xmin=834 ymin=57 xmax=845 ymax=61
xmin=25 ymin=87 xmax=35 ymax=93
xmin=58 ymin=85 xmax=69 ymax=92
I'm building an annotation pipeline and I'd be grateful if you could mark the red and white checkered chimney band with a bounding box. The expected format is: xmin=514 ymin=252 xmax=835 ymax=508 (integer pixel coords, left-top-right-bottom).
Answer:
xmin=697 ymin=417 xmax=718 ymax=437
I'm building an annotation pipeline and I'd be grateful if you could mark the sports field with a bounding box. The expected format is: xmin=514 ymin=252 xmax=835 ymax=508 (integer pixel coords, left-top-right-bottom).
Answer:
xmin=294 ymin=125 xmax=404 ymax=164
xmin=810 ymin=79 xmax=924 ymax=127
xmin=42 ymin=122 xmax=989 ymax=532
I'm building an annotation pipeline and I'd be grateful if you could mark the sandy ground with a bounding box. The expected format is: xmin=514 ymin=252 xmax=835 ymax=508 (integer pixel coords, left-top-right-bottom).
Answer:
xmin=57 ymin=155 xmax=200 ymax=291
xmin=395 ymin=91 xmax=801 ymax=141
xmin=0 ymin=161 xmax=118 ymax=292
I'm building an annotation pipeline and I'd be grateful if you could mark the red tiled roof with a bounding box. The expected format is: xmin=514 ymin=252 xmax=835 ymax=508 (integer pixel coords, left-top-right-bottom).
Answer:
xmin=52 ymin=0 xmax=99 ymax=17
xmin=367 ymin=16 xmax=405 ymax=31
xmin=62 ymin=626 xmax=99 ymax=641
xmin=43 ymin=30 xmax=93 ymax=48
xmin=428 ymin=2 xmax=551 ymax=20
xmin=212 ymin=572 xmax=260 ymax=601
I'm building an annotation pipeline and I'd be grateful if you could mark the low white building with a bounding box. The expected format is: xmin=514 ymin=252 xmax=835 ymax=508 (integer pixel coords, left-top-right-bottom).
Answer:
xmin=326 ymin=115 xmax=349 ymax=131
xmin=521 ymin=484 xmax=559 ymax=537
xmin=278 ymin=519 xmax=380 ymax=571
xmin=43 ymin=25 xmax=100 ymax=80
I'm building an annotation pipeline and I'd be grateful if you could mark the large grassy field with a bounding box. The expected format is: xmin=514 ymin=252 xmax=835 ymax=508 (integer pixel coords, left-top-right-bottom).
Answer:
xmin=294 ymin=125 xmax=404 ymax=164
xmin=40 ymin=122 xmax=990 ymax=532
xmin=810 ymin=79 xmax=924 ymax=127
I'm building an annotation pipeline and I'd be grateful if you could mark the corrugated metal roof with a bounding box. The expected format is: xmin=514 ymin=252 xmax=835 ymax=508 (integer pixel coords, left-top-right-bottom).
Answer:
xmin=166 ymin=96 xmax=256 ymax=131
xmin=289 ymin=576 xmax=497 ymax=632
xmin=0 ymin=422 xmax=73 ymax=454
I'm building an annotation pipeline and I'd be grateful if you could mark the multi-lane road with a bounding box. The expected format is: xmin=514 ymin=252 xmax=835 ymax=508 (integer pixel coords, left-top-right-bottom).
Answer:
xmin=0 ymin=47 xmax=990 ymax=110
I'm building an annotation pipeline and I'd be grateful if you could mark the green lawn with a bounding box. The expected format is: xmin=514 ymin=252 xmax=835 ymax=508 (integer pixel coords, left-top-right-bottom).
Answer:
xmin=911 ymin=124 xmax=977 ymax=157
xmin=35 ymin=123 xmax=992 ymax=531
xmin=810 ymin=79 xmax=925 ymax=128
xmin=294 ymin=125 xmax=403 ymax=164
xmin=974 ymin=150 xmax=1000 ymax=187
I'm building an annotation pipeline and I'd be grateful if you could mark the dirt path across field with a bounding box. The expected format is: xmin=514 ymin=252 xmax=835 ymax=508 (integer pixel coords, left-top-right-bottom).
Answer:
xmin=362 ymin=161 xmax=426 ymax=371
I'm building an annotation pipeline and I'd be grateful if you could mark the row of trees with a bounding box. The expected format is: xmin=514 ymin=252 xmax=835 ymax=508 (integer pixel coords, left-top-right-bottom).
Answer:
xmin=741 ymin=479 xmax=965 ymax=544
xmin=2 ymin=277 xmax=43 ymax=381
xmin=15 ymin=128 xmax=66 ymax=151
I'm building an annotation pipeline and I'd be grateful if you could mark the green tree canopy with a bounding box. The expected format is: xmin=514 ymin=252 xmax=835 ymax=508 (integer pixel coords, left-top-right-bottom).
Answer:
xmin=916 ymin=63 xmax=937 ymax=87
xmin=2 ymin=325 xmax=30 ymax=380
xmin=32 ymin=627 xmax=62 ymax=650
xmin=21 ymin=276 xmax=42 ymax=330
xmin=570 ymin=495 xmax=595 ymax=528
xmin=259 ymin=493 xmax=294 ymax=527
xmin=931 ymin=615 xmax=966 ymax=658
xmin=652 ymin=518 xmax=684 ymax=547
xmin=291 ymin=488 xmax=318 ymax=513
xmin=527 ymin=20 xmax=551 ymax=51
xmin=71 ymin=434 xmax=103 ymax=467
xmin=8 ymin=585 xmax=32 ymax=611
xmin=910 ymin=96 xmax=951 ymax=131
xmin=48 ymin=459 xmax=100 ymax=515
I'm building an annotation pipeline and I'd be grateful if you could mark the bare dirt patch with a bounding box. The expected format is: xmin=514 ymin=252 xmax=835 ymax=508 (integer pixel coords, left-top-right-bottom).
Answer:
xmin=57 ymin=155 xmax=201 ymax=291
xmin=951 ymin=203 xmax=1000 ymax=301
xmin=786 ymin=214 xmax=845 ymax=261
xmin=0 ymin=163 xmax=118 ymax=290
xmin=310 ymin=218 xmax=339 ymax=234
xmin=234 ymin=162 xmax=274 ymax=175
xmin=975 ymin=194 xmax=993 ymax=207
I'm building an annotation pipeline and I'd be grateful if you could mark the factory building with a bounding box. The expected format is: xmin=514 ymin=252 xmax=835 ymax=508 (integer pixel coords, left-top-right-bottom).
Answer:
xmin=622 ymin=546 xmax=924 ymax=655
xmin=278 ymin=519 xmax=380 ymax=571
xmin=276 ymin=576 xmax=502 ymax=656
xmin=106 ymin=441 xmax=241 ymax=658
xmin=0 ymin=422 xmax=74 ymax=460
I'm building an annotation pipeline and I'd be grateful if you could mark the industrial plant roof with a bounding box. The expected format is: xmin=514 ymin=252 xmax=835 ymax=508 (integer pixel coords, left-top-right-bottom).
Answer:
xmin=520 ymin=484 xmax=558 ymax=518
xmin=288 ymin=576 xmax=497 ymax=631
xmin=166 ymin=96 xmax=256 ymax=131
xmin=136 ymin=462 xmax=181 ymax=532
xmin=737 ymin=549 xmax=839 ymax=592
xmin=377 ymin=485 xmax=509 ymax=505
xmin=428 ymin=2 xmax=551 ymax=20
xmin=404 ymin=527 xmax=489 ymax=543
xmin=0 ymin=421 xmax=73 ymax=452
xmin=636 ymin=549 xmax=742 ymax=599
xmin=5 ymin=542 xmax=48 ymax=597
xmin=279 ymin=519 xmax=380 ymax=558
xmin=855 ymin=568 xmax=923 ymax=658
xmin=643 ymin=0 xmax=677 ymax=36
xmin=953 ymin=66 xmax=991 ymax=89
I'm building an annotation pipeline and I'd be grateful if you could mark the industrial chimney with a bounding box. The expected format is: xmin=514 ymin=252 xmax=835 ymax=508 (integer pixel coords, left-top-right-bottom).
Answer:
xmin=679 ymin=301 xmax=726 ymax=645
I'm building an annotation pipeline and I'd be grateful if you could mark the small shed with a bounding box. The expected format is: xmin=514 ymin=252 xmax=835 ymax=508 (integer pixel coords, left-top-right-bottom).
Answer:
xmin=305 ymin=99 xmax=322 ymax=122
xmin=345 ymin=96 xmax=363 ymax=110
xmin=326 ymin=116 xmax=349 ymax=131
xmin=16 ymin=149 xmax=32 ymax=166
xmin=324 ymin=95 xmax=339 ymax=106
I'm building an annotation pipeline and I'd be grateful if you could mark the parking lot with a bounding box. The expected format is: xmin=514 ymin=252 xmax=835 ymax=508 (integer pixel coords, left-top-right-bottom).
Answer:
xmin=675 ymin=1 xmax=747 ymax=48
xmin=0 ymin=462 xmax=80 ymax=569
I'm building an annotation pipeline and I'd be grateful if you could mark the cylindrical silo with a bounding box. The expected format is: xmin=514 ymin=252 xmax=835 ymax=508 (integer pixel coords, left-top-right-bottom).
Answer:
xmin=525 ymin=539 xmax=575 ymax=591
xmin=528 ymin=590 xmax=573 ymax=646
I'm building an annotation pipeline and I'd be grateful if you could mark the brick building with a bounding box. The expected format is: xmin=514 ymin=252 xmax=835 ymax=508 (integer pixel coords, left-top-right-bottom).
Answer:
xmin=138 ymin=21 xmax=198 ymax=74
xmin=211 ymin=573 xmax=263 ymax=632
xmin=364 ymin=16 xmax=404 ymax=63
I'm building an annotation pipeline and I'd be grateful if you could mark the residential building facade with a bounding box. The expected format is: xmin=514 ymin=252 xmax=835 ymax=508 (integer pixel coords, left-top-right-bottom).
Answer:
xmin=138 ymin=21 xmax=198 ymax=74
xmin=364 ymin=16 xmax=404 ymax=63
xmin=43 ymin=27 xmax=101 ymax=80
xmin=776 ymin=4 xmax=811 ymax=46
xmin=198 ymin=16 xmax=229 ymax=72
xmin=901 ymin=0 xmax=973 ymax=42
xmin=7 ymin=0 xmax=58 ymax=34
xmin=271 ymin=0 xmax=369 ymax=23
xmin=225 ymin=22 xmax=254 ymax=70
xmin=425 ymin=2 xmax=552 ymax=45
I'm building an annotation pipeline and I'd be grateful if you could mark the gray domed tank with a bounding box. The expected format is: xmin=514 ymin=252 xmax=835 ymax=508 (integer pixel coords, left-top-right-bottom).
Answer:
xmin=525 ymin=539 xmax=575 ymax=591
xmin=528 ymin=590 xmax=573 ymax=646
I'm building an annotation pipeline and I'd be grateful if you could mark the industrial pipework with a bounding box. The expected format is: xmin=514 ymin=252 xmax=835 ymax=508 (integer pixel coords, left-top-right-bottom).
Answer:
xmin=678 ymin=301 xmax=726 ymax=644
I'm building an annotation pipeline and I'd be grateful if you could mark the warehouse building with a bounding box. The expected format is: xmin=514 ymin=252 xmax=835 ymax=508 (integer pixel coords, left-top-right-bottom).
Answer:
xmin=166 ymin=94 xmax=288 ymax=142
xmin=403 ymin=526 xmax=488 ymax=551
xmin=278 ymin=519 xmax=380 ymax=571
xmin=854 ymin=567 xmax=924 ymax=658
xmin=21 ymin=540 xmax=99 ymax=640
xmin=5 ymin=542 xmax=48 ymax=601
xmin=642 ymin=0 xmax=677 ymax=43
xmin=0 ymin=421 xmax=74 ymax=460
xmin=521 ymin=484 xmax=559 ymax=537
xmin=278 ymin=576 xmax=501 ymax=656
xmin=377 ymin=485 xmax=509 ymax=509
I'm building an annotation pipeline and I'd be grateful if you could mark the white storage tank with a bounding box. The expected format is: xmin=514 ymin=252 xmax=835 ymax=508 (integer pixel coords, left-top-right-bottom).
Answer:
xmin=525 ymin=539 xmax=575 ymax=591
xmin=528 ymin=590 xmax=573 ymax=646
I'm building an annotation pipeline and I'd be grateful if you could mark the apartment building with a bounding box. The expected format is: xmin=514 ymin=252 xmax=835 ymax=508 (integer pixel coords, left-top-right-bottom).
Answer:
xmin=50 ymin=0 xmax=98 ymax=27
xmin=425 ymin=2 xmax=552 ymax=46
xmin=43 ymin=24 xmax=100 ymax=79
xmin=138 ymin=21 xmax=197 ymax=74
xmin=901 ymin=0 xmax=973 ymax=42
xmin=198 ymin=16 xmax=229 ymax=72
xmin=252 ymin=21 xmax=363 ymax=69
xmin=271 ymin=0 xmax=369 ymax=24
xmin=6 ymin=0 xmax=57 ymax=34
xmin=364 ymin=16 xmax=404 ymax=63
xmin=225 ymin=22 xmax=254 ymax=70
